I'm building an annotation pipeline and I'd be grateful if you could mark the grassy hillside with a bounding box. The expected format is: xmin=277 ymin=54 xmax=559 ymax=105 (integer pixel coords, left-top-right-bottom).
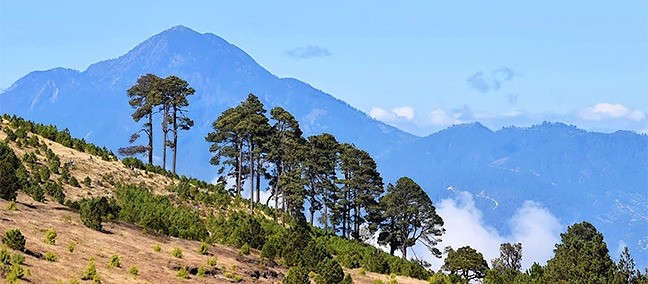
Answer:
xmin=0 ymin=117 xmax=428 ymax=284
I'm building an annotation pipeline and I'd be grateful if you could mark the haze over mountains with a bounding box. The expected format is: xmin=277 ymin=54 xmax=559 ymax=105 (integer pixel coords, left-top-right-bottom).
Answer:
xmin=1 ymin=26 xmax=646 ymax=267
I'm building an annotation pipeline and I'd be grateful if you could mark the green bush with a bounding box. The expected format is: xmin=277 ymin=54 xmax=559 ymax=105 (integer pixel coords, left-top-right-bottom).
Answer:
xmin=363 ymin=248 xmax=388 ymax=274
xmin=198 ymin=242 xmax=209 ymax=255
xmin=176 ymin=267 xmax=190 ymax=279
xmin=153 ymin=243 xmax=161 ymax=252
xmin=108 ymin=254 xmax=120 ymax=267
xmin=5 ymin=263 xmax=25 ymax=283
xmin=341 ymin=273 xmax=353 ymax=284
xmin=260 ymin=236 xmax=279 ymax=260
xmin=0 ymin=142 xmax=21 ymax=201
xmin=44 ymin=181 xmax=65 ymax=204
xmin=68 ymin=176 xmax=80 ymax=187
xmin=44 ymin=228 xmax=57 ymax=245
xmin=44 ymin=251 xmax=58 ymax=262
xmin=4 ymin=201 xmax=17 ymax=211
xmin=3 ymin=229 xmax=26 ymax=251
xmin=26 ymin=184 xmax=45 ymax=202
xmin=171 ymin=246 xmax=183 ymax=258
xmin=207 ymin=256 xmax=218 ymax=267
xmin=10 ymin=252 xmax=24 ymax=265
xmin=115 ymin=185 xmax=207 ymax=240
xmin=83 ymin=176 xmax=92 ymax=187
xmin=128 ymin=265 xmax=139 ymax=277
xmin=79 ymin=197 xmax=119 ymax=231
xmin=317 ymin=258 xmax=344 ymax=284
xmin=283 ymin=266 xmax=310 ymax=284
xmin=197 ymin=266 xmax=206 ymax=277
xmin=240 ymin=243 xmax=250 ymax=255
xmin=68 ymin=242 xmax=76 ymax=252
xmin=81 ymin=258 xmax=98 ymax=280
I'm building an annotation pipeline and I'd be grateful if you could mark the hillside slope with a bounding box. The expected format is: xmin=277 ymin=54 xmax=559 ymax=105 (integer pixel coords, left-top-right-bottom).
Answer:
xmin=0 ymin=119 xmax=427 ymax=284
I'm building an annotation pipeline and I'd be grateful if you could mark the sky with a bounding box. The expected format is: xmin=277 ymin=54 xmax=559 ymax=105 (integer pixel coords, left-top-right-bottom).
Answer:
xmin=1 ymin=1 xmax=647 ymax=136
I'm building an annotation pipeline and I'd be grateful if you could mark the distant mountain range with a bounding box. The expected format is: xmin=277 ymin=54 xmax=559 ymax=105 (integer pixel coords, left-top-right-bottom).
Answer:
xmin=1 ymin=26 xmax=646 ymax=266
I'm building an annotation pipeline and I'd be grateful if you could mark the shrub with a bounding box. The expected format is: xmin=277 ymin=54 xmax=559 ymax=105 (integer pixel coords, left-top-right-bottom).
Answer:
xmin=283 ymin=266 xmax=310 ymax=284
xmin=10 ymin=253 xmax=25 ymax=265
xmin=26 ymin=184 xmax=45 ymax=202
xmin=44 ymin=181 xmax=65 ymax=204
xmin=83 ymin=176 xmax=92 ymax=187
xmin=68 ymin=242 xmax=76 ymax=252
xmin=171 ymin=246 xmax=183 ymax=258
xmin=197 ymin=266 xmax=206 ymax=277
xmin=341 ymin=273 xmax=353 ymax=284
xmin=363 ymin=249 xmax=388 ymax=274
xmin=6 ymin=263 xmax=25 ymax=283
xmin=198 ymin=242 xmax=209 ymax=255
xmin=108 ymin=254 xmax=120 ymax=267
xmin=317 ymin=258 xmax=344 ymax=284
xmin=207 ymin=256 xmax=218 ymax=267
xmin=128 ymin=265 xmax=138 ymax=277
xmin=68 ymin=176 xmax=80 ymax=187
xmin=44 ymin=251 xmax=58 ymax=262
xmin=79 ymin=197 xmax=119 ymax=231
xmin=0 ymin=142 xmax=21 ymax=201
xmin=153 ymin=243 xmax=161 ymax=252
xmin=176 ymin=267 xmax=189 ymax=279
xmin=81 ymin=258 xmax=98 ymax=281
xmin=240 ymin=243 xmax=250 ymax=255
xmin=3 ymin=229 xmax=26 ymax=251
xmin=4 ymin=201 xmax=17 ymax=210
xmin=44 ymin=228 xmax=57 ymax=245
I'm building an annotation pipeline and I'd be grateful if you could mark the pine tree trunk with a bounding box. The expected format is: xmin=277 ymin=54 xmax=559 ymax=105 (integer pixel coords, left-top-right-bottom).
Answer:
xmin=172 ymin=105 xmax=178 ymax=174
xmin=249 ymin=139 xmax=254 ymax=215
xmin=147 ymin=112 xmax=153 ymax=165
xmin=161 ymin=105 xmax=168 ymax=170
xmin=237 ymin=140 xmax=243 ymax=196
xmin=255 ymin=158 xmax=261 ymax=203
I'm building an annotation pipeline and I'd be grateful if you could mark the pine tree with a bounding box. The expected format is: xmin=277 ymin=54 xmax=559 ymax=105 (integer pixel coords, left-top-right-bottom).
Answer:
xmin=377 ymin=177 xmax=444 ymax=259
xmin=266 ymin=107 xmax=305 ymax=221
xmin=443 ymin=246 xmax=489 ymax=282
xmin=544 ymin=221 xmax=615 ymax=284
xmin=303 ymin=133 xmax=338 ymax=226
xmin=125 ymin=74 xmax=162 ymax=165
xmin=162 ymin=76 xmax=195 ymax=174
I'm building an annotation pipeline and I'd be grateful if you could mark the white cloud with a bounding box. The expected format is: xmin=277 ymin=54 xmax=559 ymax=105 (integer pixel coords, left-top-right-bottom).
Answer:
xmin=428 ymin=108 xmax=463 ymax=126
xmin=392 ymin=106 xmax=415 ymax=120
xmin=411 ymin=191 xmax=563 ymax=271
xmin=369 ymin=107 xmax=393 ymax=121
xmin=369 ymin=106 xmax=416 ymax=122
xmin=579 ymin=103 xmax=646 ymax=122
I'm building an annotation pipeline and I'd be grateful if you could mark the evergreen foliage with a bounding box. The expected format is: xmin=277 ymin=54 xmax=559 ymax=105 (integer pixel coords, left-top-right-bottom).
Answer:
xmin=2 ymin=229 xmax=26 ymax=251
xmin=544 ymin=221 xmax=615 ymax=284
xmin=0 ymin=142 xmax=21 ymax=201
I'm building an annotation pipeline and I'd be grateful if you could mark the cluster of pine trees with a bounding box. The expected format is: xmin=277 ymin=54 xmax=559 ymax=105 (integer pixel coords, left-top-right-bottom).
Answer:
xmin=120 ymin=74 xmax=195 ymax=174
xmin=123 ymin=74 xmax=446 ymax=260
xmin=203 ymin=93 xmax=445 ymax=259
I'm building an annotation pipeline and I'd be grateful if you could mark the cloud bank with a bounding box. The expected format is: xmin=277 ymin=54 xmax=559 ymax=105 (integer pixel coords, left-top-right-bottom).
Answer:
xmin=286 ymin=45 xmax=331 ymax=59
xmin=412 ymin=191 xmax=563 ymax=271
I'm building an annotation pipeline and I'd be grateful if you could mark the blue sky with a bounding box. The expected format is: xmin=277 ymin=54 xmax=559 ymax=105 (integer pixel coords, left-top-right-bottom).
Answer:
xmin=1 ymin=1 xmax=646 ymax=136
